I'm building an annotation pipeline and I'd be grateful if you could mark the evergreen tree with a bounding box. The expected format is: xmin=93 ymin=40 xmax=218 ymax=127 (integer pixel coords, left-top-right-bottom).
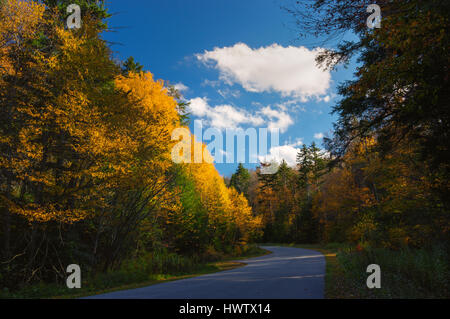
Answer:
xmin=229 ymin=163 xmax=251 ymax=199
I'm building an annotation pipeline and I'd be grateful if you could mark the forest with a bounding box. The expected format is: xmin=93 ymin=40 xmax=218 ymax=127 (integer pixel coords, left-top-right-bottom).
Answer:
xmin=0 ymin=0 xmax=449 ymax=298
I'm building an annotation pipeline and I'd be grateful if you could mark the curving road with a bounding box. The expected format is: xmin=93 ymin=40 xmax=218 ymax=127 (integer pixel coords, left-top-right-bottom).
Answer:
xmin=86 ymin=246 xmax=325 ymax=299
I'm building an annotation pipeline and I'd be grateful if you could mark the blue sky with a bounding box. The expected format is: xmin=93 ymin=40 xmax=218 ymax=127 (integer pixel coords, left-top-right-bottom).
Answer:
xmin=102 ymin=0 xmax=357 ymax=176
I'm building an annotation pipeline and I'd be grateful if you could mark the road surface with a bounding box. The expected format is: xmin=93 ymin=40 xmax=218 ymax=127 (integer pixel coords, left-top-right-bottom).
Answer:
xmin=86 ymin=246 xmax=325 ymax=299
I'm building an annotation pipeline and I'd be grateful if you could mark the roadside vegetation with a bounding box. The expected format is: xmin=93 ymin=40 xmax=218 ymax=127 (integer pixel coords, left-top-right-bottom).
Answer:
xmin=0 ymin=245 xmax=268 ymax=298
xmin=269 ymin=243 xmax=449 ymax=299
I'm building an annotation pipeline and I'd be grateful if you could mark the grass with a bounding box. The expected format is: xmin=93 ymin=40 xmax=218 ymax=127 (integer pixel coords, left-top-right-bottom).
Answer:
xmin=262 ymin=242 xmax=450 ymax=299
xmin=53 ymin=260 xmax=246 ymax=299
xmin=1 ymin=246 xmax=270 ymax=299
xmin=335 ymin=245 xmax=450 ymax=298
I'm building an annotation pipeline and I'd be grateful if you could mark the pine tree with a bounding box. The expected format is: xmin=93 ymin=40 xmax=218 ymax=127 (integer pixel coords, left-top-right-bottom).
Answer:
xmin=229 ymin=163 xmax=251 ymax=199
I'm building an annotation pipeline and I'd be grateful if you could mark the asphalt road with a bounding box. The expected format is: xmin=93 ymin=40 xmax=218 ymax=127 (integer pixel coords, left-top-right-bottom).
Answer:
xmin=86 ymin=246 xmax=325 ymax=299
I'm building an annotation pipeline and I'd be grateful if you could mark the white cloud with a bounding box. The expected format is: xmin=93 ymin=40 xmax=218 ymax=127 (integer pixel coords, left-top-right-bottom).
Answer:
xmin=174 ymin=82 xmax=188 ymax=92
xmin=292 ymin=138 xmax=304 ymax=146
xmin=259 ymin=138 xmax=331 ymax=167
xmin=188 ymin=97 xmax=264 ymax=130
xmin=218 ymin=149 xmax=228 ymax=156
xmin=258 ymin=140 xmax=303 ymax=167
xmin=189 ymin=97 xmax=209 ymax=117
xmin=201 ymin=79 xmax=220 ymax=88
xmin=261 ymin=106 xmax=293 ymax=133
xmin=188 ymin=97 xmax=294 ymax=132
xmin=218 ymin=88 xmax=241 ymax=99
xmin=197 ymin=43 xmax=331 ymax=100
xmin=314 ymin=132 xmax=324 ymax=139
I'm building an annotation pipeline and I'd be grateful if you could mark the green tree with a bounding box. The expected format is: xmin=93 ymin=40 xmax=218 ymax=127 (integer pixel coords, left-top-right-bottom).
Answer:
xmin=296 ymin=143 xmax=328 ymax=197
xmin=229 ymin=163 xmax=251 ymax=199
xmin=162 ymin=166 xmax=208 ymax=255
xmin=293 ymin=143 xmax=329 ymax=243
xmin=122 ymin=56 xmax=144 ymax=75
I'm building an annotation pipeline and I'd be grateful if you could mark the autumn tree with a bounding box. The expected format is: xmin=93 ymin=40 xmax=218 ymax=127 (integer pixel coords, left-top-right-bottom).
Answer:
xmin=255 ymin=161 xmax=298 ymax=242
xmin=0 ymin=0 xmax=187 ymax=284
xmin=286 ymin=0 xmax=450 ymax=247
xmin=287 ymin=0 xmax=450 ymax=207
xmin=91 ymin=70 xmax=182 ymax=269
xmin=0 ymin=0 xmax=122 ymax=285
